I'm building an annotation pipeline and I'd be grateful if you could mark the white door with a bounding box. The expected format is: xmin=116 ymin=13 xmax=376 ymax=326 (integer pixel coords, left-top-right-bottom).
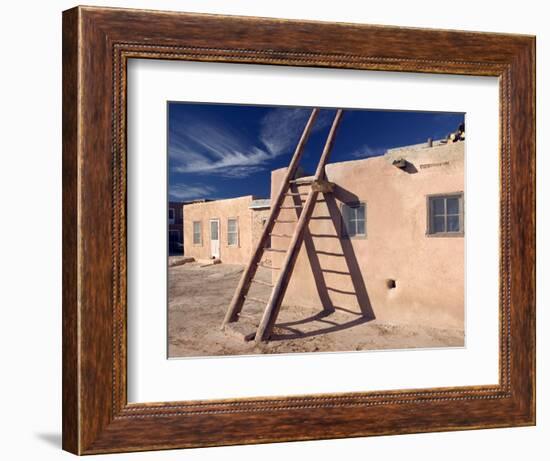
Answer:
xmin=210 ymin=219 xmax=220 ymax=259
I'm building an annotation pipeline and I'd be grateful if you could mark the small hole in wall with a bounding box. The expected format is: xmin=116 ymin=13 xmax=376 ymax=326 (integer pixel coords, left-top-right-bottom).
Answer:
xmin=386 ymin=279 xmax=396 ymax=289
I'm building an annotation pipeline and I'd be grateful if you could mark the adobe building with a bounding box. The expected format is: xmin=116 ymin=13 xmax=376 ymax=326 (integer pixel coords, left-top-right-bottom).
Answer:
xmin=270 ymin=138 xmax=464 ymax=329
xmin=183 ymin=196 xmax=270 ymax=264
xmin=168 ymin=201 xmax=185 ymax=255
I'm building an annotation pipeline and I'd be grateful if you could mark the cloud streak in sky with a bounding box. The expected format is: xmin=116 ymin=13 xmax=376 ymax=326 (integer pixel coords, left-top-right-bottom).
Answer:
xmin=349 ymin=143 xmax=388 ymax=159
xmin=258 ymin=108 xmax=331 ymax=156
xmin=168 ymin=107 xmax=332 ymax=180
xmin=169 ymin=184 xmax=217 ymax=201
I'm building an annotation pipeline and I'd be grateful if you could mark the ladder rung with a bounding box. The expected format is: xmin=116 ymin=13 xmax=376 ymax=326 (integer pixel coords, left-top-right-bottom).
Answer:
xmin=289 ymin=178 xmax=314 ymax=184
xmin=251 ymin=279 xmax=273 ymax=287
xmin=280 ymin=205 xmax=302 ymax=209
xmin=321 ymin=269 xmax=350 ymax=275
xmin=285 ymin=192 xmax=309 ymax=196
xmin=326 ymin=287 xmax=356 ymax=295
xmin=264 ymin=248 xmax=286 ymax=253
xmin=238 ymin=312 xmax=256 ymax=319
xmin=257 ymin=262 xmax=281 ymax=270
xmin=269 ymin=233 xmax=292 ymax=238
xmin=310 ymin=233 xmax=339 ymax=238
xmin=316 ymin=250 xmax=345 ymax=257
xmin=245 ymin=295 xmax=268 ymax=304
xmin=310 ymin=216 xmax=331 ymax=220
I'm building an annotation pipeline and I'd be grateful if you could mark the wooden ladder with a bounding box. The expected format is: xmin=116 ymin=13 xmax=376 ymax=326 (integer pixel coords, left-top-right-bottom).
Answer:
xmin=222 ymin=108 xmax=344 ymax=342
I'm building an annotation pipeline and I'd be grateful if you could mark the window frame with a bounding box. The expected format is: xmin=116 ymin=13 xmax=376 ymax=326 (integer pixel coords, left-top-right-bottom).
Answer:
xmin=341 ymin=201 xmax=367 ymax=239
xmin=227 ymin=217 xmax=239 ymax=247
xmin=426 ymin=192 xmax=465 ymax=237
xmin=192 ymin=220 xmax=203 ymax=246
xmin=168 ymin=207 xmax=175 ymax=225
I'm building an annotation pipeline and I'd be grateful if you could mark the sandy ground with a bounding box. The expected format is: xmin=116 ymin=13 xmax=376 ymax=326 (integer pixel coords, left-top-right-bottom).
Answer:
xmin=168 ymin=262 xmax=464 ymax=358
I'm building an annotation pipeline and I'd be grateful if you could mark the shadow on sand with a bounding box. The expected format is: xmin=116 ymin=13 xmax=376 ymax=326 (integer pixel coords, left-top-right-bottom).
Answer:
xmin=270 ymin=184 xmax=375 ymax=341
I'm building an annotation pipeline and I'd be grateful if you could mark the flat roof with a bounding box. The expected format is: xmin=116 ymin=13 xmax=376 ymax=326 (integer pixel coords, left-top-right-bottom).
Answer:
xmin=249 ymin=199 xmax=270 ymax=209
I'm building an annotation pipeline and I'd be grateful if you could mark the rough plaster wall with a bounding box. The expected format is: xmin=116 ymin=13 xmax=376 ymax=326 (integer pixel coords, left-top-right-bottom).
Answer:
xmin=251 ymin=208 xmax=272 ymax=264
xmin=183 ymin=196 xmax=255 ymax=264
xmin=270 ymin=142 xmax=465 ymax=329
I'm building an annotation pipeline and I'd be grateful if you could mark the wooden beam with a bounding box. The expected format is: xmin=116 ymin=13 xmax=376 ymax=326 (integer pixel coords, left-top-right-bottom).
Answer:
xmin=311 ymin=179 xmax=334 ymax=193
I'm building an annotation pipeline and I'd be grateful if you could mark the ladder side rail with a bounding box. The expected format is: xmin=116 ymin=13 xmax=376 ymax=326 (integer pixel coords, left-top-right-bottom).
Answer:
xmin=222 ymin=108 xmax=320 ymax=326
xmin=254 ymin=109 xmax=343 ymax=341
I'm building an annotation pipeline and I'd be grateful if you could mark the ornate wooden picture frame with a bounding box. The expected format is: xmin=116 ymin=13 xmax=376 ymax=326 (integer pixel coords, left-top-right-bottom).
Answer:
xmin=62 ymin=5 xmax=535 ymax=455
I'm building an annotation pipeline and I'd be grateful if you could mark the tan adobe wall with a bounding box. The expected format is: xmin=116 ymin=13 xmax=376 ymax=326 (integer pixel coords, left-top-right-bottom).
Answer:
xmin=251 ymin=207 xmax=271 ymax=263
xmin=183 ymin=196 xmax=255 ymax=265
xmin=270 ymin=141 xmax=465 ymax=329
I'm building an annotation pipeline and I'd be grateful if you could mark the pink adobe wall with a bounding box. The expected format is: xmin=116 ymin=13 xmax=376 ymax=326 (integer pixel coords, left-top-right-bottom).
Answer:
xmin=183 ymin=196 xmax=256 ymax=265
xmin=270 ymin=141 xmax=465 ymax=329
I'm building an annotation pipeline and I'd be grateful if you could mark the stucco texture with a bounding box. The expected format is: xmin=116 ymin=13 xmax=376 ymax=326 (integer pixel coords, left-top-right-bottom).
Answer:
xmin=270 ymin=141 xmax=465 ymax=330
xmin=183 ymin=195 xmax=269 ymax=265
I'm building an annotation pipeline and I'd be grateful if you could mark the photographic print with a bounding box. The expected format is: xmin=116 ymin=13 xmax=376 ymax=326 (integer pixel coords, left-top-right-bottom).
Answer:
xmin=167 ymin=103 xmax=465 ymax=358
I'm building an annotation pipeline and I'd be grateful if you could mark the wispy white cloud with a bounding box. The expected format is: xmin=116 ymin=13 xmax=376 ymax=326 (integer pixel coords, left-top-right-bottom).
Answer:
xmin=169 ymin=119 xmax=271 ymax=178
xmin=258 ymin=108 xmax=331 ymax=156
xmin=168 ymin=107 xmax=334 ymax=179
xmin=349 ymin=144 xmax=387 ymax=159
xmin=169 ymin=184 xmax=217 ymax=201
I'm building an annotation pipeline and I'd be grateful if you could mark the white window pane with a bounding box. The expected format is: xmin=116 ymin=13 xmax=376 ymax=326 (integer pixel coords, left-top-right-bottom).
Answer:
xmin=343 ymin=203 xmax=366 ymax=237
xmin=447 ymin=197 xmax=459 ymax=215
xmin=432 ymin=198 xmax=445 ymax=215
xmin=433 ymin=215 xmax=445 ymax=233
xmin=210 ymin=222 xmax=218 ymax=240
xmin=344 ymin=205 xmax=354 ymax=237
xmin=356 ymin=220 xmax=365 ymax=235
xmin=447 ymin=215 xmax=460 ymax=232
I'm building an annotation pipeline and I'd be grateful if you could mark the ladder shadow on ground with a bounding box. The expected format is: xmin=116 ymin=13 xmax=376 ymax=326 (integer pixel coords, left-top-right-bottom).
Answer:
xmin=270 ymin=184 xmax=375 ymax=341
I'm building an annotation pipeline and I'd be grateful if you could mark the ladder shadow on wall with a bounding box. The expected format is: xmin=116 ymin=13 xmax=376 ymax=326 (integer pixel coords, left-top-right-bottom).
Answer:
xmin=270 ymin=184 xmax=376 ymax=341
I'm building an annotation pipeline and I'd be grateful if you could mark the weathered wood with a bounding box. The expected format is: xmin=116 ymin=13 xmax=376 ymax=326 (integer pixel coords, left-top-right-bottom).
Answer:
xmin=245 ymin=296 xmax=269 ymax=304
xmin=311 ymin=179 xmax=335 ymax=193
xmin=257 ymin=262 xmax=281 ymax=270
xmin=255 ymin=109 xmax=344 ymax=342
xmin=250 ymin=279 xmax=273 ymax=287
xmin=222 ymin=108 xmax=319 ymax=326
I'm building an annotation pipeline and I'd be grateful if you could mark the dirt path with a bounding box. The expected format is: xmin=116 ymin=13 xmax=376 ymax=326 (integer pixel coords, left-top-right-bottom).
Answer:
xmin=168 ymin=263 xmax=464 ymax=358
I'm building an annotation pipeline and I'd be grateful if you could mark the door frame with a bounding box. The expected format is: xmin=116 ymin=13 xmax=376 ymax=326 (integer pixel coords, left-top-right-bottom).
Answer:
xmin=209 ymin=218 xmax=220 ymax=259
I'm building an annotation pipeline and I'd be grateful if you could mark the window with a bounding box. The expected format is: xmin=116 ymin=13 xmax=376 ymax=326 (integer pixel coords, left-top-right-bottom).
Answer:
xmin=342 ymin=202 xmax=366 ymax=238
xmin=227 ymin=218 xmax=238 ymax=246
xmin=192 ymin=221 xmax=202 ymax=245
xmin=428 ymin=194 xmax=464 ymax=235
xmin=168 ymin=208 xmax=175 ymax=224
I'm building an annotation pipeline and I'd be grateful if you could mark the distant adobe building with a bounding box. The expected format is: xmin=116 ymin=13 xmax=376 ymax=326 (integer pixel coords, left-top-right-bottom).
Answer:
xmin=183 ymin=196 xmax=270 ymax=264
xmin=168 ymin=201 xmax=185 ymax=255
xmin=270 ymin=138 xmax=464 ymax=329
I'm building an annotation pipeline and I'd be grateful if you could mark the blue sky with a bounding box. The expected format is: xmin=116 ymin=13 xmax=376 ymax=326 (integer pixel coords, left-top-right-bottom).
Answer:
xmin=168 ymin=103 xmax=464 ymax=201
